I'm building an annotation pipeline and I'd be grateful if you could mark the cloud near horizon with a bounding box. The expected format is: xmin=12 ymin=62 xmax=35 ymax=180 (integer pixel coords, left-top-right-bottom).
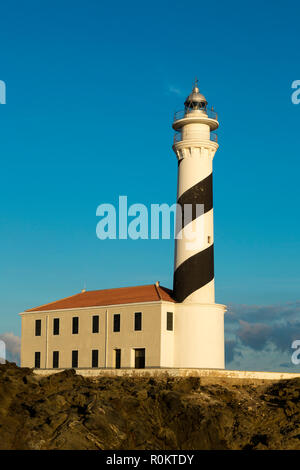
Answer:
xmin=225 ymin=301 xmax=300 ymax=372
xmin=0 ymin=332 xmax=21 ymax=365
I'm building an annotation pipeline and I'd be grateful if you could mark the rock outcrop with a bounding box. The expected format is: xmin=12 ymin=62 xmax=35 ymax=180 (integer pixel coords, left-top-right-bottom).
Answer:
xmin=1 ymin=362 xmax=300 ymax=450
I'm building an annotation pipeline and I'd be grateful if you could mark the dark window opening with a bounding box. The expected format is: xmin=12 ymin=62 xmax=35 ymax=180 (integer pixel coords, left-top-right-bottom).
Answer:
xmin=72 ymin=317 xmax=79 ymax=334
xmin=167 ymin=312 xmax=173 ymax=331
xmin=72 ymin=350 xmax=78 ymax=368
xmin=35 ymin=319 xmax=41 ymax=336
xmin=53 ymin=318 xmax=59 ymax=335
xmin=135 ymin=348 xmax=145 ymax=369
xmin=35 ymin=352 xmax=41 ymax=368
xmin=113 ymin=314 xmax=120 ymax=332
xmin=92 ymin=315 xmax=99 ymax=333
xmin=115 ymin=349 xmax=121 ymax=369
xmin=92 ymin=349 xmax=99 ymax=368
xmin=134 ymin=312 xmax=142 ymax=331
xmin=53 ymin=351 xmax=59 ymax=368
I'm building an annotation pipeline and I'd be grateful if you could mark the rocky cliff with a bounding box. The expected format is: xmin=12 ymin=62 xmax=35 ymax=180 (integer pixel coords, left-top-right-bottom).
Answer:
xmin=1 ymin=362 xmax=300 ymax=450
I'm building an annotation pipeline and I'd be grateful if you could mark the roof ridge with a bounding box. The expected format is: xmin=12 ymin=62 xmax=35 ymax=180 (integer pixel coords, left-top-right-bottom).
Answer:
xmin=82 ymin=284 xmax=155 ymax=294
xmin=24 ymin=283 xmax=176 ymax=312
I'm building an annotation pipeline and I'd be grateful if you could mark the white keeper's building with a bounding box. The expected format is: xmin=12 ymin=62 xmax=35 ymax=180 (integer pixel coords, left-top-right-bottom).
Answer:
xmin=20 ymin=83 xmax=226 ymax=371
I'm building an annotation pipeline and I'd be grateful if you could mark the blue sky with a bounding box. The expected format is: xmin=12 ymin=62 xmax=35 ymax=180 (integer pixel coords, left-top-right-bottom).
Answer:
xmin=0 ymin=0 xmax=300 ymax=370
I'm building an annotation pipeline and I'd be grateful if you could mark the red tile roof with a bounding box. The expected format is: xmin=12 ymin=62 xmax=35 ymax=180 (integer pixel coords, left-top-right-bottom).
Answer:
xmin=25 ymin=284 xmax=175 ymax=312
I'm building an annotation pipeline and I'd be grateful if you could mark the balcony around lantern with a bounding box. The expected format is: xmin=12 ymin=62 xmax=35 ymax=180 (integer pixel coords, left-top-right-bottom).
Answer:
xmin=172 ymin=107 xmax=219 ymax=133
xmin=173 ymin=131 xmax=218 ymax=145
xmin=174 ymin=107 xmax=218 ymax=123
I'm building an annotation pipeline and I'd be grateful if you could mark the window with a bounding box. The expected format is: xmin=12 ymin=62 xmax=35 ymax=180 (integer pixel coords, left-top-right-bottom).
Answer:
xmin=208 ymin=236 xmax=211 ymax=243
xmin=53 ymin=351 xmax=59 ymax=368
xmin=92 ymin=315 xmax=99 ymax=333
xmin=72 ymin=317 xmax=79 ymax=334
xmin=115 ymin=349 xmax=121 ymax=369
xmin=135 ymin=348 xmax=145 ymax=369
xmin=134 ymin=312 xmax=142 ymax=331
xmin=35 ymin=352 xmax=41 ymax=368
xmin=113 ymin=314 xmax=120 ymax=332
xmin=72 ymin=350 xmax=78 ymax=368
xmin=92 ymin=349 xmax=99 ymax=368
xmin=167 ymin=312 xmax=173 ymax=331
xmin=35 ymin=319 xmax=41 ymax=336
xmin=53 ymin=318 xmax=59 ymax=335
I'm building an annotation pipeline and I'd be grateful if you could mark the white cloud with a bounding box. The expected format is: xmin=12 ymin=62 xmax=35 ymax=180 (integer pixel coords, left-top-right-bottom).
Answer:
xmin=167 ymin=85 xmax=183 ymax=96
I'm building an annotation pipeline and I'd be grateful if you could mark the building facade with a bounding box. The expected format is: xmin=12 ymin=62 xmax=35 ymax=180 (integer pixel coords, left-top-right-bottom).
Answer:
xmin=20 ymin=83 xmax=226 ymax=370
xmin=20 ymin=284 xmax=176 ymax=369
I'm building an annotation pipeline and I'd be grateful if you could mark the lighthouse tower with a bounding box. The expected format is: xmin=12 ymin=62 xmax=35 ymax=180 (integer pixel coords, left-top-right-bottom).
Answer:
xmin=172 ymin=82 xmax=226 ymax=369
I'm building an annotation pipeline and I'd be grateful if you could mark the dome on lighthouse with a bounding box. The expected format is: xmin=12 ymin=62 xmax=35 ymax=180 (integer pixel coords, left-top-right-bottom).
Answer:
xmin=184 ymin=82 xmax=207 ymax=111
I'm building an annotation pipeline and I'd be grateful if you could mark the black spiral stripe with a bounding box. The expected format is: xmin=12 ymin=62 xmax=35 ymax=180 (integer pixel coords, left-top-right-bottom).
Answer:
xmin=176 ymin=173 xmax=213 ymax=231
xmin=173 ymin=244 xmax=214 ymax=302
xmin=173 ymin=172 xmax=214 ymax=302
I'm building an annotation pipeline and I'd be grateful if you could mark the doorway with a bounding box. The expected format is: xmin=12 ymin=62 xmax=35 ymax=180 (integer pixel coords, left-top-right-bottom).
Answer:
xmin=134 ymin=348 xmax=145 ymax=369
xmin=115 ymin=349 xmax=121 ymax=369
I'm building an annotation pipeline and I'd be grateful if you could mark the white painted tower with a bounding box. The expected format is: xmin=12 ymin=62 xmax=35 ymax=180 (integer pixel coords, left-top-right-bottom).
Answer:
xmin=172 ymin=82 xmax=226 ymax=369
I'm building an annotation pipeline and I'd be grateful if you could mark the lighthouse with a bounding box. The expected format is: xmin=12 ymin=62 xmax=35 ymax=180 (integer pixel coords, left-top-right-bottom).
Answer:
xmin=172 ymin=81 xmax=226 ymax=369
xmin=20 ymin=80 xmax=226 ymax=372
